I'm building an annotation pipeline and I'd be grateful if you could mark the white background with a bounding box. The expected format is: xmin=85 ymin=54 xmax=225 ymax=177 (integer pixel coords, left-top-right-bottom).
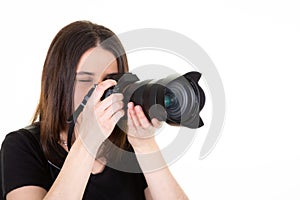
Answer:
xmin=1 ymin=0 xmax=300 ymax=199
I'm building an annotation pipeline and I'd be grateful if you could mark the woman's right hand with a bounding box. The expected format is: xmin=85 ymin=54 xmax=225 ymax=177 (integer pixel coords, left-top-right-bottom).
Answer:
xmin=76 ymin=79 xmax=125 ymax=157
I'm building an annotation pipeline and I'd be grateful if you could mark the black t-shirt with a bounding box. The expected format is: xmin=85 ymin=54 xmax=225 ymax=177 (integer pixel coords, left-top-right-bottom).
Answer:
xmin=0 ymin=125 xmax=147 ymax=200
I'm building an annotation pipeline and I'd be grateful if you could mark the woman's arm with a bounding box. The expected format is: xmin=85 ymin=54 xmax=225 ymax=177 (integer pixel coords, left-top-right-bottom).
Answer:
xmin=137 ymin=141 xmax=188 ymax=200
xmin=7 ymin=80 xmax=123 ymax=200
xmin=127 ymin=103 xmax=189 ymax=200
xmin=44 ymin=138 xmax=95 ymax=200
xmin=7 ymin=134 xmax=95 ymax=200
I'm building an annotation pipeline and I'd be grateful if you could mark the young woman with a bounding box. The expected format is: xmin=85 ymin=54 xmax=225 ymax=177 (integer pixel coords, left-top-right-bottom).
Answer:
xmin=0 ymin=21 xmax=188 ymax=200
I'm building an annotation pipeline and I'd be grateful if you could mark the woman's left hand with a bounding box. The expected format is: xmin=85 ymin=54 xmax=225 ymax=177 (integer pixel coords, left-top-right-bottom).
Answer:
xmin=127 ymin=102 xmax=162 ymax=153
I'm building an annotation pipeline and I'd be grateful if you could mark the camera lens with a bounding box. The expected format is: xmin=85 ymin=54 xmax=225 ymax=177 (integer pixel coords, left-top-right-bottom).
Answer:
xmin=164 ymin=91 xmax=177 ymax=108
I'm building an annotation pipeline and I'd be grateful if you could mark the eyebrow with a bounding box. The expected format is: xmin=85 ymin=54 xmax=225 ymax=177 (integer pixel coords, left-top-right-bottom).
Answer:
xmin=76 ymin=71 xmax=95 ymax=76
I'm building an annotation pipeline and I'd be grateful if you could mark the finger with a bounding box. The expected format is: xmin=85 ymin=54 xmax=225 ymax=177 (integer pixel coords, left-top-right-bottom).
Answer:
xmin=151 ymin=118 xmax=162 ymax=128
xmin=95 ymin=93 xmax=123 ymax=113
xmin=127 ymin=111 xmax=139 ymax=138
xmin=135 ymin=105 xmax=152 ymax=129
xmin=127 ymin=102 xmax=134 ymax=110
xmin=100 ymin=100 xmax=124 ymax=120
xmin=111 ymin=109 xmax=125 ymax=124
xmin=128 ymin=103 xmax=141 ymax=127
xmin=93 ymin=79 xmax=117 ymax=102
xmin=127 ymin=104 xmax=134 ymax=128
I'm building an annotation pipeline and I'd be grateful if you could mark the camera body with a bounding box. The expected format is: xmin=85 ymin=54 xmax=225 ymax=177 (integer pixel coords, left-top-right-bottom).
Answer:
xmin=102 ymin=71 xmax=205 ymax=129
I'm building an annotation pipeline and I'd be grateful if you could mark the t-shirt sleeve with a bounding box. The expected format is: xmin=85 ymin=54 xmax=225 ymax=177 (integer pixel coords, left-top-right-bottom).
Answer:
xmin=138 ymin=172 xmax=148 ymax=191
xmin=0 ymin=130 xmax=52 ymax=199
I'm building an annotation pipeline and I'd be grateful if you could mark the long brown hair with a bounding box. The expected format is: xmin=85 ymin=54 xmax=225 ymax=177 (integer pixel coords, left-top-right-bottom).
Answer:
xmin=32 ymin=21 xmax=129 ymax=165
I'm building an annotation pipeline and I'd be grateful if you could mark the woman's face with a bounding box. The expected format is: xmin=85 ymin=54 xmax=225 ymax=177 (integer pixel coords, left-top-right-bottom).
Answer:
xmin=74 ymin=47 xmax=118 ymax=111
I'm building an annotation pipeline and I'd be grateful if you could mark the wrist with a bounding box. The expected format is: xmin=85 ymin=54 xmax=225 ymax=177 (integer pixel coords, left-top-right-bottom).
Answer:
xmin=67 ymin=138 xmax=95 ymax=167
xmin=131 ymin=139 xmax=160 ymax=154
xmin=76 ymin=125 xmax=106 ymax=158
xmin=133 ymin=141 xmax=167 ymax=173
xmin=76 ymin=133 xmax=105 ymax=159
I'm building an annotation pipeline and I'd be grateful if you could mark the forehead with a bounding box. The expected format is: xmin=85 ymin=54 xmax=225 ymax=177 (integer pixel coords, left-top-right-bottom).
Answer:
xmin=77 ymin=47 xmax=118 ymax=76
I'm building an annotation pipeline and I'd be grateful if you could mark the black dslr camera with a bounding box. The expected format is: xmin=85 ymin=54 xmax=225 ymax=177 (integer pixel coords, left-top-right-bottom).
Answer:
xmin=101 ymin=71 xmax=206 ymax=129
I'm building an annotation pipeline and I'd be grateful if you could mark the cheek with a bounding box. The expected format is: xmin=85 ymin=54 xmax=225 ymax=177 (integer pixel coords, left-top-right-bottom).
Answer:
xmin=73 ymin=82 xmax=93 ymax=111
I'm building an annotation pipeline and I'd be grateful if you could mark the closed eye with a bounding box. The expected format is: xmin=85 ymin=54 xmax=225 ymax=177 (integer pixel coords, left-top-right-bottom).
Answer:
xmin=77 ymin=79 xmax=93 ymax=83
xmin=76 ymin=71 xmax=95 ymax=83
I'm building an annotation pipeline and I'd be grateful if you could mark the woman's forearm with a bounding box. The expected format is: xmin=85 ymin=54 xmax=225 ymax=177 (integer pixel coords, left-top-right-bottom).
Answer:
xmin=134 ymin=141 xmax=189 ymax=200
xmin=44 ymin=138 xmax=95 ymax=200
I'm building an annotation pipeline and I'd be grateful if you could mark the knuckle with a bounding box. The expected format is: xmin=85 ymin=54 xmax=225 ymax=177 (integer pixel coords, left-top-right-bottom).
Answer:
xmin=96 ymin=84 xmax=105 ymax=92
xmin=120 ymin=110 xmax=125 ymax=116
xmin=113 ymin=110 xmax=124 ymax=122
xmin=138 ymin=112 xmax=146 ymax=119
xmin=110 ymin=95 xmax=115 ymax=103
xmin=118 ymin=101 xmax=124 ymax=108
xmin=112 ymin=93 xmax=123 ymax=102
xmin=117 ymin=110 xmax=124 ymax=118
xmin=98 ymin=80 xmax=112 ymax=90
xmin=130 ymin=109 xmax=136 ymax=116
xmin=118 ymin=93 xmax=124 ymax=100
xmin=112 ymin=102 xmax=123 ymax=112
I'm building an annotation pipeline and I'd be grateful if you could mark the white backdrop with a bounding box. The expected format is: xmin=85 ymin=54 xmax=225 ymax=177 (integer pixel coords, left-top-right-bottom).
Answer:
xmin=1 ymin=0 xmax=300 ymax=199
